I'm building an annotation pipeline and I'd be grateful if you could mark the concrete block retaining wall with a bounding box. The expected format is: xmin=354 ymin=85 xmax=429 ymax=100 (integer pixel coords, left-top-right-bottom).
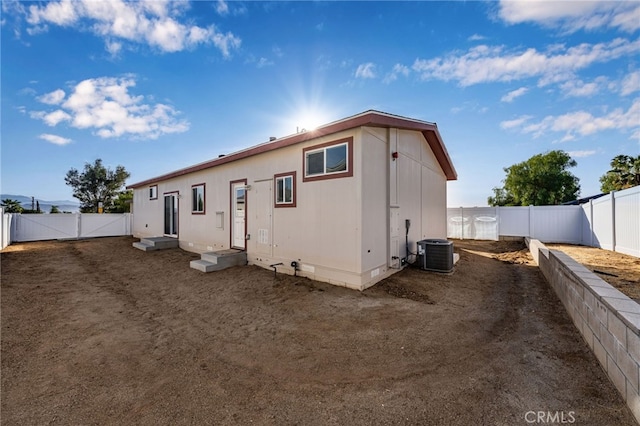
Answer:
xmin=527 ymin=238 xmax=640 ymax=424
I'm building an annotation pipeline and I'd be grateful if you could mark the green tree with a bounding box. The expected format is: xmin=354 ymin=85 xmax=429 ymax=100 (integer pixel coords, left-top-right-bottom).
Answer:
xmin=65 ymin=159 xmax=130 ymax=213
xmin=50 ymin=205 xmax=61 ymax=214
xmin=488 ymin=150 xmax=580 ymax=206
xmin=1 ymin=199 xmax=24 ymax=213
xmin=488 ymin=187 xmax=516 ymax=207
xmin=23 ymin=199 xmax=44 ymax=214
xmin=599 ymin=154 xmax=640 ymax=193
xmin=107 ymin=190 xmax=133 ymax=213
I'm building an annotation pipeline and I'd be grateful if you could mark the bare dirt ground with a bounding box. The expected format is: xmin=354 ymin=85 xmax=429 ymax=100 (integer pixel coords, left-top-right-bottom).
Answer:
xmin=546 ymin=244 xmax=640 ymax=300
xmin=1 ymin=237 xmax=636 ymax=425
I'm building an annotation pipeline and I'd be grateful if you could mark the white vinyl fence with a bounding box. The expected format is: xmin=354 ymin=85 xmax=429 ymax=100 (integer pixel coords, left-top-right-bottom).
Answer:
xmin=1 ymin=208 xmax=12 ymax=250
xmin=583 ymin=186 xmax=640 ymax=257
xmin=5 ymin=213 xmax=132 ymax=243
xmin=448 ymin=186 xmax=640 ymax=258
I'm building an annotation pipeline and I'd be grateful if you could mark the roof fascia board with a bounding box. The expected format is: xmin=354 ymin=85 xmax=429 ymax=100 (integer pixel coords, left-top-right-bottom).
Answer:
xmin=128 ymin=111 xmax=456 ymax=188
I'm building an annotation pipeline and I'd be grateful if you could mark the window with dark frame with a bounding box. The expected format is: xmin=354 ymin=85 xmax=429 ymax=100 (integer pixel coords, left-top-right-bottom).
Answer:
xmin=149 ymin=185 xmax=158 ymax=200
xmin=303 ymin=137 xmax=353 ymax=182
xmin=191 ymin=184 xmax=205 ymax=214
xmin=274 ymin=171 xmax=296 ymax=208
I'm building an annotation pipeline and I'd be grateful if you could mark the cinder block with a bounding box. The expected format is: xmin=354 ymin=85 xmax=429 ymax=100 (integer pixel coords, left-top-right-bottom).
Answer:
xmin=609 ymin=311 xmax=628 ymax=349
xmin=595 ymin=299 xmax=609 ymax=324
xmin=608 ymin=354 xmax=627 ymax=397
xmin=581 ymin=274 xmax=612 ymax=288
xmin=584 ymin=289 xmax=596 ymax=311
xmin=604 ymin=297 xmax=640 ymax=315
xmin=577 ymin=299 xmax=588 ymax=324
xmin=621 ymin=312 xmax=640 ymax=335
xmin=625 ymin=381 xmax=640 ymax=423
xmin=572 ymin=279 xmax=585 ymax=299
xmin=594 ymin=337 xmax=608 ymax=369
xmin=617 ymin=348 xmax=640 ymax=393
xmin=600 ymin=324 xmax=617 ymax=358
xmin=583 ymin=324 xmax=594 ymax=350
xmin=588 ymin=307 xmax=602 ymax=340
xmin=573 ymin=313 xmax=584 ymax=335
xmin=628 ymin=331 xmax=640 ymax=364
xmin=590 ymin=285 xmax=629 ymax=300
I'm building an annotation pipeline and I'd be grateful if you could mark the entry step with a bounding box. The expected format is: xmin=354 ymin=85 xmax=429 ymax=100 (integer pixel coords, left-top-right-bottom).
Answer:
xmin=190 ymin=249 xmax=247 ymax=272
xmin=133 ymin=237 xmax=179 ymax=252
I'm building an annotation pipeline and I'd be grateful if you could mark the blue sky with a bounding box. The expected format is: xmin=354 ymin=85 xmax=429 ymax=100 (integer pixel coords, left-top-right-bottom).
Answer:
xmin=1 ymin=0 xmax=639 ymax=207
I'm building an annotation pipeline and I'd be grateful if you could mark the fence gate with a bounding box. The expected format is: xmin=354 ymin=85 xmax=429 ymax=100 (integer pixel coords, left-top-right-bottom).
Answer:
xmin=10 ymin=213 xmax=133 ymax=243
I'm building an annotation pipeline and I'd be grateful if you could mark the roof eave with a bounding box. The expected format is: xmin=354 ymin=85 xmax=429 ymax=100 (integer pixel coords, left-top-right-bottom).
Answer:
xmin=128 ymin=110 xmax=457 ymax=188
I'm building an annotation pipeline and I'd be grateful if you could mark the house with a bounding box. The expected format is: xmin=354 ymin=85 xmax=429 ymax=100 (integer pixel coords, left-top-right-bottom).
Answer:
xmin=128 ymin=110 xmax=457 ymax=290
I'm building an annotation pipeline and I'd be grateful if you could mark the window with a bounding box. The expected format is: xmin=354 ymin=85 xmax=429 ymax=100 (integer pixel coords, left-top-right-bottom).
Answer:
xmin=303 ymin=137 xmax=353 ymax=182
xmin=191 ymin=183 xmax=205 ymax=214
xmin=149 ymin=185 xmax=158 ymax=200
xmin=274 ymin=171 xmax=296 ymax=207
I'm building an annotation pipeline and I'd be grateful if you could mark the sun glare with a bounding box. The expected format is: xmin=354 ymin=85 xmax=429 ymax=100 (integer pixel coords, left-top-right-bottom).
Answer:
xmin=294 ymin=109 xmax=329 ymax=133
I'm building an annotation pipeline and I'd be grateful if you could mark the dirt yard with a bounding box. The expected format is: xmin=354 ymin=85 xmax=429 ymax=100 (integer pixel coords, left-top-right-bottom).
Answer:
xmin=546 ymin=243 xmax=640 ymax=300
xmin=1 ymin=237 xmax=636 ymax=425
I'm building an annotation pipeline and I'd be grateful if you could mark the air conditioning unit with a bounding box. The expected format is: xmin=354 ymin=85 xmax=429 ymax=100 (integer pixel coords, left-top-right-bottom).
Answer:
xmin=417 ymin=239 xmax=454 ymax=273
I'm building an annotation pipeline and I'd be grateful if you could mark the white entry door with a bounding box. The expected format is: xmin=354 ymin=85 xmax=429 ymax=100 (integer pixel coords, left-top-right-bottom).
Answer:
xmin=231 ymin=181 xmax=246 ymax=249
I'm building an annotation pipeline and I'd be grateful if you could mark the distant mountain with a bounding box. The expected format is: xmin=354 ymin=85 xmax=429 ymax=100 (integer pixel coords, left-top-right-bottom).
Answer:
xmin=1 ymin=194 xmax=80 ymax=213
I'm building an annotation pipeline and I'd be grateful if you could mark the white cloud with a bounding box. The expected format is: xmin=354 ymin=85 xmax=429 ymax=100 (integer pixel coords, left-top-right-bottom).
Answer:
xmin=105 ymin=39 xmax=122 ymax=57
xmin=559 ymin=77 xmax=607 ymax=98
xmin=43 ymin=109 xmax=72 ymax=126
xmin=412 ymin=38 xmax=640 ymax=87
xmin=468 ymin=34 xmax=486 ymax=41
xmin=383 ymin=64 xmax=410 ymax=84
xmin=211 ymin=30 xmax=241 ymax=58
xmin=38 ymin=89 xmax=66 ymax=105
xmin=450 ymin=101 xmax=489 ymax=115
xmin=498 ymin=0 xmax=640 ymax=33
xmin=620 ymin=71 xmax=640 ymax=96
xmin=31 ymin=76 xmax=189 ymax=140
xmin=500 ymin=115 xmax=533 ymax=130
xmin=355 ymin=62 xmax=376 ymax=79
xmin=567 ymin=150 xmax=597 ymax=158
xmin=22 ymin=0 xmax=241 ymax=57
xmin=39 ymin=133 xmax=72 ymax=146
xmin=27 ymin=0 xmax=78 ymax=26
xmin=215 ymin=0 xmax=229 ymax=16
xmin=504 ymin=99 xmax=640 ymax=141
xmin=256 ymin=57 xmax=273 ymax=68
xmin=501 ymin=87 xmax=528 ymax=102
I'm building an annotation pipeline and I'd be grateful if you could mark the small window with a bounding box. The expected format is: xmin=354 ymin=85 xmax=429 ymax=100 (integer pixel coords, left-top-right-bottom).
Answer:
xmin=274 ymin=172 xmax=296 ymax=208
xmin=303 ymin=137 xmax=353 ymax=182
xmin=149 ymin=185 xmax=158 ymax=200
xmin=192 ymin=183 xmax=205 ymax=214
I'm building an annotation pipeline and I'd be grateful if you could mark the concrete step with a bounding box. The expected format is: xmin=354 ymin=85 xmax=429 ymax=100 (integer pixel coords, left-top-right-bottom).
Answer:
xmin=133 ymin=241 xmax=155 ymax=252
xmin=191 ymin=249 xmax=247 ymax=273
xmin=133 ymin=236 xmax=179 ymax=251
xmin=190 ymin=259 xmax=225 ymax=272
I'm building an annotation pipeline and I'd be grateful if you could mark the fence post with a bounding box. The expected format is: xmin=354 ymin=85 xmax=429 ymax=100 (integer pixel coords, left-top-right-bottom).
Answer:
xmin=461 ymin=207 xmax=464 ymax=239
xmin=589 ymin=199 xmax=594 ymax=247
xmin=611 ymin=191 xmax=616 ymax=253
xmin=76 ymin=213 xmax=81 ymax=239
xmin=529 ymin=205 xmax=535 ymax=239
